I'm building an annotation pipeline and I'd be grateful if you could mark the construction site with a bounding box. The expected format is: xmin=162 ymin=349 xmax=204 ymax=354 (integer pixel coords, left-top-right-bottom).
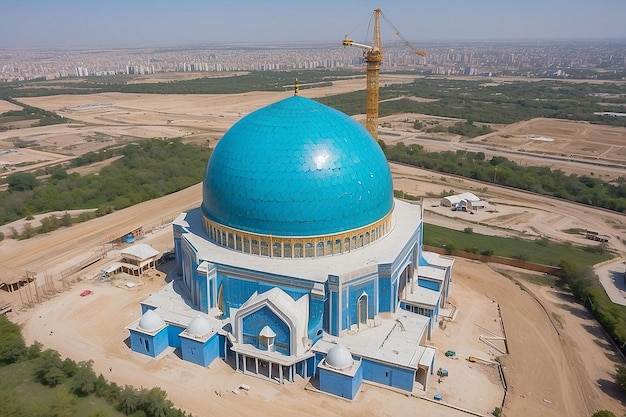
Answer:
xmin=1 ymin=9 xmax=625 ymax=417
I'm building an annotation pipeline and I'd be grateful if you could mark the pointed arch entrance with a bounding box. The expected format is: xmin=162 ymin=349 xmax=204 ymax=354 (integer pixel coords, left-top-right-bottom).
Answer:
xmin=357 ymin=293 xmax=368 ymax=327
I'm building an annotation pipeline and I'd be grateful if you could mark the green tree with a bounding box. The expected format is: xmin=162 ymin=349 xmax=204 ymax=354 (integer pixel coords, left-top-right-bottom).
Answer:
xmin=95 ymin=374 xmax=120 ymax=403
xmin=20 ymin=222 xmax=34 ymax=239
xmin=60 ymin=212 xmax=72 ymax=227
xmin=615 ymin=364 xmax=626 ymax=392
xmin=142 ymin=387 xmax=173 ymax=417
xmin=50 ymin=166 xmax=68 ymax=180
xmin=6 ymin=172 xmax=39 ymax=191
xmin=35 ymin=349 xmax=67 ymax=387
xmin=117 ymin=386 xmax=141 ymax=415
xmin=0 ymin=315 xmax=26 ymax=364
xmin=71 ymin=360 xmax=98 ymax=396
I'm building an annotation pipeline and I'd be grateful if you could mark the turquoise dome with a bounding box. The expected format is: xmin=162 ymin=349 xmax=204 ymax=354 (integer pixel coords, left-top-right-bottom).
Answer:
xmin=202 ymin=95 xmax=393 ymax=237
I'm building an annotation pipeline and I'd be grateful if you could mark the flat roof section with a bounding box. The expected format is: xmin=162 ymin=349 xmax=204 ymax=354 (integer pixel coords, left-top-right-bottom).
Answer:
xmin=418 ymin=265 xmax=447 ymax=282
xmin=313 ymin=310 xmax=430 ymax=370
xmin=422 ymin=251 xmax=455 ymax=269
xmin=404 ymin=286 xmax=440 ymax=308
xmin=140 ymin=281 xmax=227 ymax=333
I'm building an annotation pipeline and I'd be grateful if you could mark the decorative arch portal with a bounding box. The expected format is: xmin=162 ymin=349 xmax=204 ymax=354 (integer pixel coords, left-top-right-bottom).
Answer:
xmin=357 ymin=293 xmax=368 ymax=326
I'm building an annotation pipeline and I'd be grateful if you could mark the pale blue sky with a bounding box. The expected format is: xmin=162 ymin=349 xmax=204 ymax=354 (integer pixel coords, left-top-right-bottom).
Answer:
xmin=2 ymin=0 xmax=625 ymax=48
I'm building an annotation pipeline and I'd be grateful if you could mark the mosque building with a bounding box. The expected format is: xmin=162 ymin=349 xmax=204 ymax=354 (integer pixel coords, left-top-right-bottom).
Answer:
xmin=127 ymin=87 xmax=453 ymax=399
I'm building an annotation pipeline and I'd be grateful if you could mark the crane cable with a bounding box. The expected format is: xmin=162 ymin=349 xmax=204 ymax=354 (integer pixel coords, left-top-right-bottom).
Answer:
xmin=380 ymin=10 xmax=427 ymax=57
xmin=343 ymin=9 xmax=376 ymax=45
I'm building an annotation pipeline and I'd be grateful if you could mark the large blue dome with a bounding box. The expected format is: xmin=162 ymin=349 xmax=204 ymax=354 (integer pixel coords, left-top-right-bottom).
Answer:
xmin=202 ymin=95 xmax=393 ymax=237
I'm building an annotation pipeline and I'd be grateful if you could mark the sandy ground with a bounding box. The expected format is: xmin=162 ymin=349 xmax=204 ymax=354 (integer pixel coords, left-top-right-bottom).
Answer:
xmin=0 ymin=99 xmax=22 ymax=113
xmin=391 ymin=164 xmax=626 ymax=254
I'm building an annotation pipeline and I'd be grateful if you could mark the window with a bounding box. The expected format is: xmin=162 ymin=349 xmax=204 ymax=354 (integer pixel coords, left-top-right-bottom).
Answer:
xmin=316 ymin=242 xmax=324 ymax=257
xmin=305 ymin=242 xmax=314 ymax=257
xmin=293 ymin=243 xmax=303 ymax=258
xmin=272 ymin=242 xmax=281 ymax=257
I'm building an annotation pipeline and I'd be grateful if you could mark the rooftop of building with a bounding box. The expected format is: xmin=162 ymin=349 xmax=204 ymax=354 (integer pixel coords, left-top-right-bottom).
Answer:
xmin=313 ymin=309 xmax=433 ymax=371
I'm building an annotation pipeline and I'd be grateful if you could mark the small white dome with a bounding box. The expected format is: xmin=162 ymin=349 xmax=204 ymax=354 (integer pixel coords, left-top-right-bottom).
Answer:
xmin=325 ymin=344 xmax=353 ymax=370
xmin=187 ymin=315 xmax=212 ymax=337
xmin=138 ymin=309 xmax=165 ymax=331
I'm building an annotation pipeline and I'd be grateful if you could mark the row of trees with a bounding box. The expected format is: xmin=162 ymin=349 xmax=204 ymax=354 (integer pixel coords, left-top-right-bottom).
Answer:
xmin=0 ymin=139 xmax=212 ymax=226
xmin=0 ymin=315 xmax=189 ymax=417
xmin=381 ymin=142 xmax=626 ymax=213
xmin=0 ymin=97 xmax=67 ymax=128
xmin=0 ymin=70 xmax=357 ymax=98
xmin=421 ymin=120 xmax=494 ymax=138
xmin=319 ymin=77 xmax=626 ymax=127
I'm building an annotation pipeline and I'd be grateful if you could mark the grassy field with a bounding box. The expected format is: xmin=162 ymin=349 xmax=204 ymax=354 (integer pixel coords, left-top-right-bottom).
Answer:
xmin=423 ymin=223 xmax=615 ymax=266
xmin=0 ymin=360 xmax=124 ymax=417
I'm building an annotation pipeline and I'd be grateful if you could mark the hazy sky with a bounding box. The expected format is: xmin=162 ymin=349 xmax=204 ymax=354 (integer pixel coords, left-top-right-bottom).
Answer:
xmin=2 ymin=0 xmax=626 ymax=49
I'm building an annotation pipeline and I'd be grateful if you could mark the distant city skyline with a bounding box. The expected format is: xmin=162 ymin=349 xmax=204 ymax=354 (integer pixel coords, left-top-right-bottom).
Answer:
xmin=2 ymin=0 xmax=626 ymax=49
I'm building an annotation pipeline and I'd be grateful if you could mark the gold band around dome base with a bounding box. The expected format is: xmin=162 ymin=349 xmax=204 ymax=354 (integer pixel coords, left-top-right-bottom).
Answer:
xmin=202 ymin=210 xmax=393 ymax=258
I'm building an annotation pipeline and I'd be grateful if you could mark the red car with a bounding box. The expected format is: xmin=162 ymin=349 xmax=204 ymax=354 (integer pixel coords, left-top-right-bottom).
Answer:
xmin=80 ymin=289 xmax=93 ymax=297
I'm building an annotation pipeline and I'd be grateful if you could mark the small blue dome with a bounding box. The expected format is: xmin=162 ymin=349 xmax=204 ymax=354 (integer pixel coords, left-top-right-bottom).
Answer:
xmin=202 ymin=95 xmax=393 ymax=237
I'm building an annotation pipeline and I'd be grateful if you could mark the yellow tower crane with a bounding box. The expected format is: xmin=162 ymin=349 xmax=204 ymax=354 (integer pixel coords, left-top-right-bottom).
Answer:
xmin=342 ymin=8 xmax=426 ymax=139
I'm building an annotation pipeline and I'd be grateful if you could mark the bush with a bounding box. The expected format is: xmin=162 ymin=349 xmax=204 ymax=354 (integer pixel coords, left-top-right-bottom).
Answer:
xmin=592 ymin=411 xmax=617 ymax=417
xmin=443 ymin=243 xmax=456 ymax=255
xmin=463 ymin=227 xmax=474 ymax=234
xmin=514 ymin=252 xmax=530 ymax=262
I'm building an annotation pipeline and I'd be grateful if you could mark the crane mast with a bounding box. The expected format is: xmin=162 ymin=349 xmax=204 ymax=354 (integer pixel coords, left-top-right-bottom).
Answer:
xmin=343 ymin=9 xmax=426 ymax=140
xmin=343 ymin=8 xmax=383 ymax=139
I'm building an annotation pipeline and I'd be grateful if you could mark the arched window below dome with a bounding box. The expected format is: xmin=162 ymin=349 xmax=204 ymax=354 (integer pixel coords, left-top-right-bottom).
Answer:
xmin=294 ymin=243 xmax=303 ymax=258
xmin=236 ymin=234 xmax=243 ymax=251
xmin=251 ymin=239 xmax=259 ymax=255
xmin=260 ymin=241 xmax=269 ymax=257
xmin=344 ymin=237 xmax=350 ymax=252
xmin=316 ymin=241 xmax=324 ymax=257
xmin=283 ymin=243 xmax=292 ymax=258
xmin=243 ymin=237 xmax=250 ymax=253
xmin=272 ymin=242 xmax=281 ymax=258
xmin=334 ymin=239 xmax=341 ymax=255
xmin=305 ymin=242 xmax=314 ymax=258
xmin=365 ymin=232 xmax=370 ymax=245
xmin=358 ymin=234 xmax=364 ymax=248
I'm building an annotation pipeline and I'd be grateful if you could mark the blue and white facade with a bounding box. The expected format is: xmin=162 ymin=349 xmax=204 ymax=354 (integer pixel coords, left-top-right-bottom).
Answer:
xmin=128 ymin=93 xmax=453 ymax=399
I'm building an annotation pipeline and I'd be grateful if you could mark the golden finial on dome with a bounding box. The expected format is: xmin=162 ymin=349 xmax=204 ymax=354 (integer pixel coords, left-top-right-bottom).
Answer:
xmin=294 ymin=78 xmax=299 ymax=96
